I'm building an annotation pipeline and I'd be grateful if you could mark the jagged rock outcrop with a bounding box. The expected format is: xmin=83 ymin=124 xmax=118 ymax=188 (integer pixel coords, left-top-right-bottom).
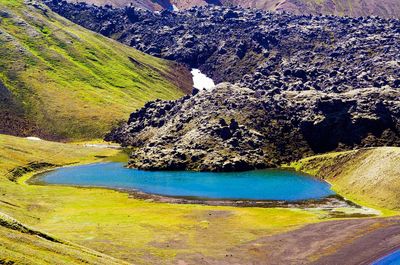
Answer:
xmin=65 ymin=0 xmax=400 ymax=19
xmin=43 ymin=2 xmax=400 ymax=93
xmin=107 ymin=83 xmax=400 ymax=171
xmin=45 ymin=1 xmax=400 ymax=170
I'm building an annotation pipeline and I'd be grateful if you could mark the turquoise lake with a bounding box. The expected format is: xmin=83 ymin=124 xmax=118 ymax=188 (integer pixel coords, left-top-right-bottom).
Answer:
xmin=37 ymin=162 xmax=335 ymax=201
xmin=372 ymin=249 xmax=400 ymax=265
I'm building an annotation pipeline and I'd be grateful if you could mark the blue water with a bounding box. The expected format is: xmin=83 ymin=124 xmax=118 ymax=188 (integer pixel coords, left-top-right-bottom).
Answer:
xmin=38 ymin=162 xmax=335 ymax=201
xmin=372 ymin=249 xmax=400 ymax=265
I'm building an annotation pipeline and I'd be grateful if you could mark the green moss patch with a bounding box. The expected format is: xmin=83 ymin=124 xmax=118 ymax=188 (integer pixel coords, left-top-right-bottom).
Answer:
xmin=0 ymin=0 xmax=188 ymax=141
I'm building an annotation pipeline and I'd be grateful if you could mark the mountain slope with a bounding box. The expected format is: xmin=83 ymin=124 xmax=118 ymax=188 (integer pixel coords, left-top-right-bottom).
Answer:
xmin=0 ymin=134 xmax=125 ymax=264
xmin=67 ymin=0 xmax=400 ymax=18
xmin=43 ymin=3 xmax=400 ymax=92
xmin=0 ymin=212 xmax=127 ymax=265
xmin=290 ymin=147 xmax=400 ymax=210
xmin=0 ymin=0 xmax=191 ymax=141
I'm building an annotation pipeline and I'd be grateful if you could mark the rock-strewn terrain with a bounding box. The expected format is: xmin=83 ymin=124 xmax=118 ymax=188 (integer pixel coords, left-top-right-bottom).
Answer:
xmin=46 ymin=1 xmax=400 ymax=170
xmin=65 ymin=0 xmax=400 ymax=19
xmin=107 ymin=83 xmax=400 ymax=171
xmin=44 ymin=2 xmax=400 ymax=93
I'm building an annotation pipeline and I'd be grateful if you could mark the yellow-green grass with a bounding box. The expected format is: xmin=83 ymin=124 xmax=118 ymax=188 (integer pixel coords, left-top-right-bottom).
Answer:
xmin=0 ymin=134 xmax=327 ymax=264
xmin=289 ymin=147 xmax=400 ymax=213
xmin=0 ymin=0 xmax=189 ymax=141
xmin=0 ymin=134 xmax=128 ymax=264
xmin=0 ymin=212 xmax=128 ymax=265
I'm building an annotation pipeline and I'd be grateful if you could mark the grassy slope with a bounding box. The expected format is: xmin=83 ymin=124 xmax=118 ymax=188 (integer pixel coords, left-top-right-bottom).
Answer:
xmin=0 ymin=134 xmax=128 ymax=264
xmin=0 ymin=134 xmax=325 ymax=264
xmin=0 ymin=0 xmax=189 ymax=141
xmin=0 ymin=213 xmax=128 ymax=265
xmin=290 ymin=147 xmax=400 ymax=211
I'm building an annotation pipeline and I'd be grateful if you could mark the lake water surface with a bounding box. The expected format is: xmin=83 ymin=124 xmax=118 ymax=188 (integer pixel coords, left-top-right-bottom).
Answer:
xmin=37 ymin=162 xmax=334 ymax=201
xmin=372 ymin=249 xmax=400 ymax=265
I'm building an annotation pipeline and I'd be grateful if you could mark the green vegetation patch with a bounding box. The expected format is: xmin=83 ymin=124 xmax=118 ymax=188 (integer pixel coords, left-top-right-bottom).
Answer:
xmin=0 ymin=0 xmax=188 ymax=141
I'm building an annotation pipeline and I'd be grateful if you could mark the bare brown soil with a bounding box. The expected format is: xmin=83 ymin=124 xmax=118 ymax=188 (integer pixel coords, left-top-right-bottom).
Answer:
xmin=165 ymin=62 xmax=194 ymax=94
xmin=176 ymin=217 xmax=400 ymax=265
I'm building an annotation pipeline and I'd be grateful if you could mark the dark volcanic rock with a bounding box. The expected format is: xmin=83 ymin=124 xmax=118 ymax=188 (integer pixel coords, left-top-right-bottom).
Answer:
xmin=63 ymin=0 xmax=400 ymax=19
xmin=106 ymin=83 xmax=400 ymax=171
xmin=45 ymin=1 xmax=400 ymax=171
xmin=44 ymin=2 xmax=400 ymax=92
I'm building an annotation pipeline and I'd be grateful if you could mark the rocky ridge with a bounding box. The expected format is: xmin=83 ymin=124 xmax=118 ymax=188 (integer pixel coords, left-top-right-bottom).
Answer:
xmin=44 ymin=1 xmax=400 ymax=93
xmin=65 ymin=0 xmax=400 ymax=19
xmin=44 ymin=1 xmax=400 ymax=171
xmin=107 ymin=83 xmax=400 ymax=171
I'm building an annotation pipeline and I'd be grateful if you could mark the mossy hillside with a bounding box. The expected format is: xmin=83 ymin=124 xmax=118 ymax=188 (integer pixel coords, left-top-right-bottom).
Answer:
xmin=290 ymin=147 xmax=400 ymax=211
xmin=0 ymin=211 xmax=129 ymax=265
xmin=0 ymin=135 xmax=128 ymax=264
xmin=0 ymin=225 xmax=128 ymax=265
xmin=0 ymin=134 xmax=324 ymax=264
xmin=0 ymin=0 xmax=189 ymax=140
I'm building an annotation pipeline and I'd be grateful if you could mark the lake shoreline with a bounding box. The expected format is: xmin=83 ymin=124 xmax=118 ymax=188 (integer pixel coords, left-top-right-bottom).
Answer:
xmin=365 ymin=247 xmax=400 ymax=265
xmin=27 ymin=164 xmax=374 ymax=216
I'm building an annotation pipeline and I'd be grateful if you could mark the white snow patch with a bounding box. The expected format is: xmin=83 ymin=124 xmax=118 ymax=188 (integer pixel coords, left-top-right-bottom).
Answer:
xmin=26 ymin=137 xmax=42 ymax=141
xmin=84 ymin=144 xmax=121 ymax=149
xmin=191 ymin=68 xmax=215 ymax=91
xmin=172 ymin=4 xmax=179 ymax=11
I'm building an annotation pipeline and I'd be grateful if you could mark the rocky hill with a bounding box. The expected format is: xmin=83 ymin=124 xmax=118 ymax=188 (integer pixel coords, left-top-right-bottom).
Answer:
xmin=106 ymin=83 xmax=400 ymax=171
xmin=66 ymin=0 xmax=177 ymax=10
xmin=46 ymin=2 xmax=400 ymax=170
xmin=65 ymin=0 xmax=400 ymax=18
xmin=44 ymin=2 xmax=400 ymax=93
xmin=0 ymin=0 xmax=191 ymax=140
